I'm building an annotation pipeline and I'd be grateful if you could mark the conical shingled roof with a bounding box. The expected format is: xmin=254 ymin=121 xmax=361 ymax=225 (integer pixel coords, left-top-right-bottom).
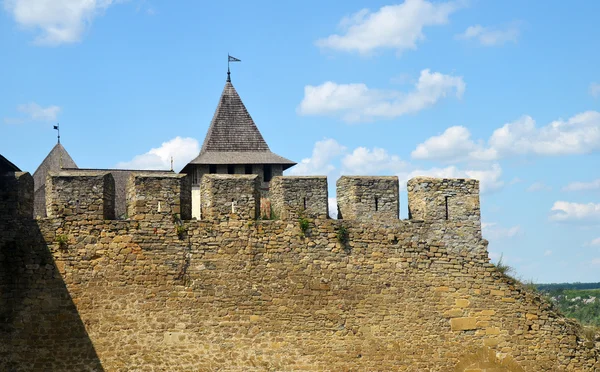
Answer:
xmin=185 ymin=82 xmax=296 ymax=169
xmin=33 ymin=143 xmax=78 ymax=192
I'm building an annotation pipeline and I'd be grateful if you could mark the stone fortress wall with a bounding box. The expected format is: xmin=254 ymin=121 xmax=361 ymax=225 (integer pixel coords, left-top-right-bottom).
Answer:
xmin=0 ymin=169 xmax=599 ymax=371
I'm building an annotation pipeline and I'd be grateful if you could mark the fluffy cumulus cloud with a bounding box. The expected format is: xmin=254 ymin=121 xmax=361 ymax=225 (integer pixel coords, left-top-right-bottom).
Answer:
xmin=585 ymin=237 xmax=600 ymax=247
xmin=116 ymin=137 xmax=200 ymax=173
xmin=563 ymin=179 xmax=600 ymax=192
xmin=4 ymin=102 xmax=61 ymax=124
xmin=482 ymin=222 xmax=523 ymax=240
xmin=411 ymin=111 xmax=600 ymax=162
xmin=341 ymin=147 xmax=406 ymax=175
xmin=316 ymin=0 xmax=460 ymax=56
xmin=3 ymin=0 xmax=121 ymax=45
xmin=287 ymin=138 xmax=346 ymax=176
xmin=328 ymin=197 xmax=338 ymax=219
xmin=456 ymin=23 xmax=520 ymax=46
xmin=549 ymin=201 xmax=600 ymax=223
xmin=298 ymin=69 xmax=465 ymax=123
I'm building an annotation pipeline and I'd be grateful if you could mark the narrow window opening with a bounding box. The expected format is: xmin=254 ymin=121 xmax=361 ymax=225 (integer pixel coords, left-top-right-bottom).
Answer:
xmin=445 ymin=196 xmax=449 ymax=220
xmin=263 ymin=165 xmax=272 ymax=182
xmin=209 ymin=164 xmax=217 ymax=174
xmin=303 ymin=197 xmax=307 ymax=210
xmin=244 ymin=164 xmax=253 ymax=174
xmin=227 ymin=164 xmax=235 ymax=174
xmin=231 ymin=198 xmax=236 ymax=213
xmin=374 ymin=197 xmax=379 ymax=211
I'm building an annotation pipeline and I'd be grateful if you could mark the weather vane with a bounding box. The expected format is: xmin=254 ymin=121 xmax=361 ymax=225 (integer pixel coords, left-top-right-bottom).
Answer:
xmin=227 ymin=54 xmax=241 ymax=82
xmin=53 ymin=123 xmax=60 ymax=144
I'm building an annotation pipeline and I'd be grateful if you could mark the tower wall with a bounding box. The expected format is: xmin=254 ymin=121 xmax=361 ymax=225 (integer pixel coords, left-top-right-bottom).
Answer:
xmin=407 ymin=177 xmax=480 ymax=223
xmin=270 ymin=176 xmax=328 ymax=220
xmin=46 ymin=171 xmax=115 ymax=220
xmin=0 ymin=172 xmax=33 ymax=218
xmin=200 ymin=174 xmax=259 ymax=221
xmin=336 ymin=176 xmax=399 ymax=220
xmin=126 ymin=173 xmax=191 ymax=221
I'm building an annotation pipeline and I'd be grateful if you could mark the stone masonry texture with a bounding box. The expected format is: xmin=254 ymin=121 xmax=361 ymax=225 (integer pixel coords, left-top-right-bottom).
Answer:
xmin=337 ymin=176 xmax=399 ymax=221
xmin=126 ymin=173 xmax=191 ymax=221
xmin=45 ymin=171 xmax=115 ymax=220
xmin=270 ymin=176 xmax=328 ymax=220
xmin=408 ymin=177 xmax=480 ymax=223
xmin=200 ymin=174 xmax=260 ymax=221
xmin=0 ymin=173 xmax=598 ymax=371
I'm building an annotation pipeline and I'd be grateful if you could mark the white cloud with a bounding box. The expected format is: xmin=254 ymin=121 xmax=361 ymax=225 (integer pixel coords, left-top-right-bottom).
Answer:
xmin=411 ymin=125 xmax=496 ymax=162
xmin=590 ymin=83 xmax=600 ymax=98
xmin=456 ymin=23 xmax=520 ymax=46
xmin=592 ymin=258 xmax=600 ymax=266
xmin=482 ymin=222 xmax=523 ymax=239
xmin=526 ymin=182 xmax=551 ymax=192
xmin=287 ymin=138 xmax=346 ymax=176
xmin=341 ymin=147 xmax=406 ymax=175
xmin=411 ymin=111 xmax=600 ymax=163
xmin=563 ymin=179 xmax=600 ymax=192
xmin=509 ymin=177 xmax=522 ymax=185
xmin=585 ymin=237 xmax=600 ymax=247
xmin=328 ymin=197 xmax=338 ymax=219
xmin=544 ymin=250 xmax=553 ymax=256
xmin=549 ymin=201 xmax=600 ymax=223
xmin=400 ymin=163 xmax=504 ymax=193
xmin=3 ymin=0 xmax=121 ymax=46
xmin=316 ymin=0 xmax=460 ymax=56
xmin=4 ymin=102 xmax=61 ymax=123
xmin=116 ymin=137 xmax=199 ymax=173
xmin=298 ymin=69 xmax=465 ymax=123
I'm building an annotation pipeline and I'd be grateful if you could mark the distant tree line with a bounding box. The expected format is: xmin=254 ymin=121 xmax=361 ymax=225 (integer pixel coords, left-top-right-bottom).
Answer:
xmin=536 ymin=282 xmax=600 ymax=291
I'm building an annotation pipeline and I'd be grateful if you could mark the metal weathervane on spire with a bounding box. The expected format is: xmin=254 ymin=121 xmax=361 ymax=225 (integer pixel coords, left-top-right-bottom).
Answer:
xmin=227 ymin=54 xmax=241 ymax=82
xmin=53 ymin=123 xmax=60 ymax=144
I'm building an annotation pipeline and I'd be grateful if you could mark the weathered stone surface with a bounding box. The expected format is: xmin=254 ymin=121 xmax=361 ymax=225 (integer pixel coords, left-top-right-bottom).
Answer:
xmin=337 ymin=176 xmax=399 ymax=220
xmin=200 ymin=174 xmax=259 ymax=220
xmin=126 ymin=172 xmax=191 ymax=220
xmin=0 ymin=172 xmax=33 ymax=218
xmin=46 ymin=171 xmax=115 ymax=220
xmin=270 ymin=176 xmax=328 ymax=220
xmin=407 ymin=177 xmax=480 ymax=224
xmin=0 ymin=174 xmax=598 ymax=371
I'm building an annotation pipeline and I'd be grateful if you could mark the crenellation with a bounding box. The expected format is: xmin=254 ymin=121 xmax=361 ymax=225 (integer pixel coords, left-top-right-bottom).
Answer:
xmin=407 ymin=177 xmax=480 ymax=224
xmin=269 ymin=176 xmax=328 ymax=220
xmin=126 ymin=172 xmax=191 ymax=221
xmin=336 ymin=176 xmax=399 ymax=220
xmin=200 ymin=174 xmax=260 ymax=220
xmin=45 ymin=171 xmax=115 ymax=220
xmin=0 ymin=171 xmax=33 ymax=218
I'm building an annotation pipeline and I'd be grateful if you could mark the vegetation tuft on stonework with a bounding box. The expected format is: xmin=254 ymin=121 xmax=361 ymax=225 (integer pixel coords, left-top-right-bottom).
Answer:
xmin=55 ymin=234 xmax=68 ymax=250
xmin=494 ymin=254 xmax=513 ymax=277
xmin=298 ymin=215 xmax=310 ymax=236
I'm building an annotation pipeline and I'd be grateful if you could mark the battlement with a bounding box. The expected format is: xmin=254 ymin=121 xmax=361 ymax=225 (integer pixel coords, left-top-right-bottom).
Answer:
xmin=0 ymin=171 xmax=33 ymax=218
xmin=407 ymin=177 xmax=480 ymax=222
xmin=3 ymin=170 xmax=481 ymax=225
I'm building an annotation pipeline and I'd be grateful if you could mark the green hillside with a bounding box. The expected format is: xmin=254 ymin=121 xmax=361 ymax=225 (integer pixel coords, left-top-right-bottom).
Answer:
xmin=537 ymin=283 xmax=600 ymax=327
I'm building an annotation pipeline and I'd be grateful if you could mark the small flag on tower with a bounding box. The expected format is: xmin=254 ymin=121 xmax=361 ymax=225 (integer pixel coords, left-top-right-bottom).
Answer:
xmin=228 ymin=55 xmax=241 ymax=62
xmin=53 ymin=123 xmax=60 ymax=144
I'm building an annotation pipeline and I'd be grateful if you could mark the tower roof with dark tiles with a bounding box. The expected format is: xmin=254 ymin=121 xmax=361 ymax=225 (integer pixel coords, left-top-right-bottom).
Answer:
xmin=184 ymin=81 xmax=296 ymax=170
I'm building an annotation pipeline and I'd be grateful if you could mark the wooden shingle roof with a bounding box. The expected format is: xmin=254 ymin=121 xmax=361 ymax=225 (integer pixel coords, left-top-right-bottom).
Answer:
xmin=185 ymin=82 xmax=295 ymax=169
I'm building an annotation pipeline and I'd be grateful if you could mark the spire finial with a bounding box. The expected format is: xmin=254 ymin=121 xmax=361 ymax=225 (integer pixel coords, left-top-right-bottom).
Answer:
xmin=53 ymin=123 xmax=60 ymax=144
xmin=227 ymin=54 xmax=241 ymax=82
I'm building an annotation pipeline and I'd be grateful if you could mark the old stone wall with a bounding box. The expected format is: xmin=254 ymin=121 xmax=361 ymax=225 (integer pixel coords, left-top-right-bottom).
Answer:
xmin=337 ymin=176 xmax=399 ymax=221
xmin=45 ymin=171 xmax=115 ymax=220
xmin=408 ymin=177 xmax=480 ymax=223
xmin=126 ymin=173 xmax=191 ymax=221
xmin=1 ymin=174 xmax=599 ymax=371
xmin=270 ymin=176 xmax=328 ymax=220
xmin=0 ymin=172 xmax=33 ymax=218
xmin=200 ymin=174 xmax=260 ymax=221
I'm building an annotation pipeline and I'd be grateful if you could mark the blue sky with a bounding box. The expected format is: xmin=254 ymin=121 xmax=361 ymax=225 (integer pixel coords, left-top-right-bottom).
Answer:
xmin=1 ymin=0 xmax=599 ymax=283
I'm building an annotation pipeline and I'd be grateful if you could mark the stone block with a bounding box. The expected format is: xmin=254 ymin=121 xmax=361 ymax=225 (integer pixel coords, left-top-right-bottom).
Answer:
xmin=126 ymin=173 xmax=191 ymax=220
xmin=336 ymin=176 xmax=399 ymax=220
xmin=450 ymin=317 xmax=478 ymax=331
xmin=269 ymin=176 xmax=328 ymax=220
xmin=407 ymin=177 xmax=480 ymax=223
xmin=0 ymin=172 xmax=33 ymax=218
xmin=46 ymin=171 xmax=115 ymax=219
xmin=200 ymin=174 xmax=259 ymax=221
